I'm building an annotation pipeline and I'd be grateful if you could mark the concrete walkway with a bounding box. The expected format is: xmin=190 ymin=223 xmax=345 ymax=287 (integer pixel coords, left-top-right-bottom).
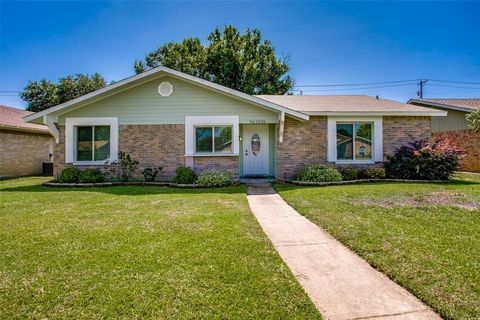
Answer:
xmin=247 ymin=184 xmax=441 ymax=320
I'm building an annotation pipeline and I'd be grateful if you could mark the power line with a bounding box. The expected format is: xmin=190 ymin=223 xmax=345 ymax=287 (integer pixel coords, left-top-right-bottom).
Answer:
xmin=294 ymin=80 xmax=417 ymax=88
xmin=292 ymin=83 xmax=414 ymax=92
xmin=427 ymin=84 xmax=480 ymax=90
xmin=429 ymin=79 xmax=480 ymax=85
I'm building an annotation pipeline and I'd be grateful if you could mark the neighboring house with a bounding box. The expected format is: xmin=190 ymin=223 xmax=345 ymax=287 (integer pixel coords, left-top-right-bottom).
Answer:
xmin=24 ymin=67 xmax=446 ymax=180
xmin=0 ymin=105 xmax=54 ymax=178
xmin=408 ymin=98 xmax=480 ymax=172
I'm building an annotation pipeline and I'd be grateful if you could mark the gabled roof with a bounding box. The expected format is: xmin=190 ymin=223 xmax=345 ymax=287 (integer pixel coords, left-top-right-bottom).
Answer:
xmin=408 ymin=98 xmax=480 ymax=113
xmin=24 ymin=66 xmax=309 ymax=124
xmin=0 ymin=105 xmax=51 ymax=134
xmin=256 ymin=95 xmax=447 ymax=116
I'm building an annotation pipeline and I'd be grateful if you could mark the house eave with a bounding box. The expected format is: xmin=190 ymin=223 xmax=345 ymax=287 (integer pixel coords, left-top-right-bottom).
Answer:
xmin=304 ymin=111 xmax=448 ymax=117
xmin=24 ymin=66 xmax=310 ymax=123
xmin=407 ymin=99 xmax=475 ymax=113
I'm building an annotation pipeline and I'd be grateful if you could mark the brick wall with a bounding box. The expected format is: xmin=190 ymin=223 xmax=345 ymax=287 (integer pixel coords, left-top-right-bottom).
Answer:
xmin=54 ymin=124 xmax=240 ymax=180
xmin=277 ymin=116 xmax=328 ymax=179
xmin=276 ymin=116 xmax=432 ymax=180
xmin=383 ymin=116 xmax=431 ymax=159
xmin=193 ymin=156 xmax=239 ymax=180
xmin=433 ymin=129 xmax=480 ymax=173
xmin=0 ymin=129 xmax=54 ymax=177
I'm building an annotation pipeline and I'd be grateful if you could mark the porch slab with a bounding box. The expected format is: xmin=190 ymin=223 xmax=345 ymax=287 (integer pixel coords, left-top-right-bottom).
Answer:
xmin=246 ymin=184 xmax=441 ymax=320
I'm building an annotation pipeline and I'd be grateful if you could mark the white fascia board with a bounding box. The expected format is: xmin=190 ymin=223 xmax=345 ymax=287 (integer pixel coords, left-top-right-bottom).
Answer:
xmin=408 ymin=99 xmax=474 ymax=113
xmin=24 ymin=66 xmax=309 ymax=123
xmin=306 ymin=111 xmax=447 ymax=117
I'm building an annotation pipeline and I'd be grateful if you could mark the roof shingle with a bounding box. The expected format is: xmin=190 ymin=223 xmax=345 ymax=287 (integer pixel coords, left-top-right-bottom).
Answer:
xmin=412 ymin=98 xmax=480 ymax=111
xmin=0 ymin=105 xmax=50 ymax=133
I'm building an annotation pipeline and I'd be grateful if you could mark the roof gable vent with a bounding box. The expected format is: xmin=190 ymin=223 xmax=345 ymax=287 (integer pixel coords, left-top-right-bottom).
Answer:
xmin=158 ymin=82 xmax=173 ymax=97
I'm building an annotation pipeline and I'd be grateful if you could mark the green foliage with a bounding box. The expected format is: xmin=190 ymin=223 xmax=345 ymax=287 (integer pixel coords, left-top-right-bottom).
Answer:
xmin=385 ymin=139 xmax=462 ymax=180
xmin=466 ymin=109 xmax=480 ymax=131
xmin=365 ymin=167 xmax=386 ymax=179
xmin=297 ymin=165 xmax=342 ymax=182
xmin=118 ymin=152 xmax=139 ymax=181
xmin=134 ymin=25 xmax=294 ymax=95
xmin=20 ymin=79 xmax=59 ymax=113
xmin=21 ymin=73 xmax=106 ymax=112
xmin=142 ymin=167 xmax=163 ymax=182
xmin=172 ymin=166 xmax=196 ymax=184
xmin=197 ymin=171 xmax=232 ymax=187
xmin=78 ymin=168 xmax=104 ymax=183
xmin=341 ymin=168 xmax=358 ymax=180
xmin=58 ymin=166 xmax=81 ymax=183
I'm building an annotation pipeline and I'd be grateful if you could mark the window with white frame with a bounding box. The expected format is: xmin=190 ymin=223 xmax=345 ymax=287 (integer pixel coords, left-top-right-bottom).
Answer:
xmin=185 ymin=116 xmax=239 ymax=156
xmin=76 ymin=126 xmax=111 ymax=161
xmin=327 ymin=117 xmax=382 ymax=163
xmin=195 ymin=126 xmax=233 ymax=153
xmin=65 ymin=117 xmax=118 ymax=164
xmin=336 ymin=122 xmax=373 ymax=161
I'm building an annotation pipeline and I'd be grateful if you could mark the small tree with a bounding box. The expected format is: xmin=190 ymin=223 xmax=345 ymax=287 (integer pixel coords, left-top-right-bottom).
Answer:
xmin=466 ymin=109 xmax=480 ymax=132
xmin=118 ymin=152 xmax=139 ymax=181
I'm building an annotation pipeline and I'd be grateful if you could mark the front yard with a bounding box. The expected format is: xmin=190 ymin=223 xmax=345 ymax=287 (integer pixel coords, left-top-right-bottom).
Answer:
xmin=0 ymin=177 xmax=320 ymax=319
xmin=275 ymin=173 xmax=480 ymax=320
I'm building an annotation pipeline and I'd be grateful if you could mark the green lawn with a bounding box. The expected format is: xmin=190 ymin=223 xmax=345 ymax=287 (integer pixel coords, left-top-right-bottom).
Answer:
xmin=275 ymin=175 xmax=480 ymax=320
xmin=0 ymin=177 xmax=320 ymax=319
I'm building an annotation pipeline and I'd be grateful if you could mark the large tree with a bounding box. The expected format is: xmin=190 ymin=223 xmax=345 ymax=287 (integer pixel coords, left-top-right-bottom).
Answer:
xmin=134 ymin=25 xmax=294 ymax=95
xmin=21 ymin=73 xmax=106 ymax=112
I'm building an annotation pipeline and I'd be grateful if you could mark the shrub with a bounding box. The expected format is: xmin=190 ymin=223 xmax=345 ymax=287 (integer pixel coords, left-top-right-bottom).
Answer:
xmin=78 ymin=168 xmax=104 ymax=183
xmin=172 ymin=166 xmax=196 ymax=184
xmin=197 ymin=171 xmax=232 ymax=187
xmin=365 ymin=167 xmax=386 ymax=179
xmin=466 ymin=109 xmax=480 ymax=131
xmin=297 ymin=165 xmax=342 ymax=182
xmin=385 ymin=139 xmax=463 ymax=180
xmin=341 ymin=168 xmax=358 ymax=181
xmin=142 ymin=167 xmax=163 ymax=182
xmin=59 ymin=166 xmax=81 ymax=183
xmin=118 ymin=151 xmax=139 ymax=181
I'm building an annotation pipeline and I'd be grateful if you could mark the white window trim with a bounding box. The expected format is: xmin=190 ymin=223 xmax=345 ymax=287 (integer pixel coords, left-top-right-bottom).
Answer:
xmin=65 ymin=117 xmax=119 ymax=165
xmin=185 ymin=116 xmax=239 ymax=156
xmin=327 ymin=116 xmax=383 ymax=163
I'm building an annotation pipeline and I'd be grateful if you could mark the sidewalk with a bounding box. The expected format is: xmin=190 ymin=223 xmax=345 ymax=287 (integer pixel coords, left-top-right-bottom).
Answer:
xmin=247 ymin=184 xmax=441 ymax=320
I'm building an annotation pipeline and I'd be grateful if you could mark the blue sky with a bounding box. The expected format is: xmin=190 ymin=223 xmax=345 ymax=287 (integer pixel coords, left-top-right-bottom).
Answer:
xmin=1 ymin=1 xmax=479 ymax=109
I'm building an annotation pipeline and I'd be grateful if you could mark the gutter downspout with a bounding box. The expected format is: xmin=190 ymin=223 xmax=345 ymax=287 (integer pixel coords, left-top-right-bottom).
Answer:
xmin=279 ymin=111 xmax=285 ymax=144
xmin=44 ymin=115 xmax=59 ymax=143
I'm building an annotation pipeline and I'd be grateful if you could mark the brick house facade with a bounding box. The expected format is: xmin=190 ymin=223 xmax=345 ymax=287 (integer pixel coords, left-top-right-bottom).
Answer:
xmin=25 ymin=67 xmax=445 ymax=181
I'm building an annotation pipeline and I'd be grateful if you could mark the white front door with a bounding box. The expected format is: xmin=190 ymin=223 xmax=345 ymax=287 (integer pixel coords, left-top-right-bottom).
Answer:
xmin=243 ymin=125 xmax=269 ymax=176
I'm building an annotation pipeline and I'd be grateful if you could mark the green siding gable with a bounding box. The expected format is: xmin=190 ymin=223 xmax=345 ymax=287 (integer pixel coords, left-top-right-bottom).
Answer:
xmin=58 ymin=76 xmax=279 ymax=125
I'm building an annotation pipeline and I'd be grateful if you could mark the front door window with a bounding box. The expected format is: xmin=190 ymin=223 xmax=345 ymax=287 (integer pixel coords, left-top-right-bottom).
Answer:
xmin=251 ymin=133 xmax=260 ymax=156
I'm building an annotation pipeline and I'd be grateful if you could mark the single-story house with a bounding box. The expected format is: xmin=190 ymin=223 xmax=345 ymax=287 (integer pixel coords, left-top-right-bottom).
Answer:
xmin=24 ymin=67 xmax=446 ymax=181
xmin=0 ymin=105 xmax=54 ymax=178
xmin=408 ymin=98 xmax=480 ymax=172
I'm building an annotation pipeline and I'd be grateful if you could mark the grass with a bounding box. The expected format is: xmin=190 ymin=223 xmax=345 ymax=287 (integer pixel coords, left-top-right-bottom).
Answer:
xmin=275 ymin=175 xmax=480 ymax=320
xmin=0 ymin=177 xmax=321 ymax=319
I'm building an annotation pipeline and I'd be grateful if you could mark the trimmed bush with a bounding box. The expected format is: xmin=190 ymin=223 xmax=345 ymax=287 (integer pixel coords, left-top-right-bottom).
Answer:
xmin=172 ymin=166 xmax=196 ymax=184
xmin=385 ymin=139 xmax=463 ymax=180
xmin=341 ymin=168 xmax=358 ymax=181
xmin=79 ymin=168 xmax=104 ymax=183
xmin=197 ymin=171 xmax=232 ymax=187
xmin=297 ymin=165 xmax=342 ymax=182
xmin=59 ymin=166 xmax=81 ymax=183
xmin=365 ymin=167 xmax=386 ymax=179
xmin=142 ymin=167 xmax=162 ymax=182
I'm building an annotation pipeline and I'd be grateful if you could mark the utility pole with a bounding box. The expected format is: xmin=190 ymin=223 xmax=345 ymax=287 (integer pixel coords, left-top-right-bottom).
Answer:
xmin=417 ymin=80 xmax=428 ymax=98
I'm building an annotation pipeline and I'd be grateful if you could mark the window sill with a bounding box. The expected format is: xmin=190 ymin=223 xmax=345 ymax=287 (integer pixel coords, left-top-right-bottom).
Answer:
xmin=73 ymin=161 xmax=108 ymax=166
xmin=334 ymin=160 xmax=376 ymax=165
xmin=185 ymin=153 xmax=239 ymax=157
